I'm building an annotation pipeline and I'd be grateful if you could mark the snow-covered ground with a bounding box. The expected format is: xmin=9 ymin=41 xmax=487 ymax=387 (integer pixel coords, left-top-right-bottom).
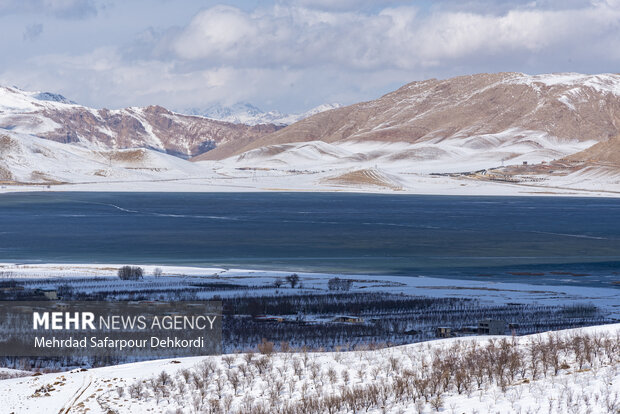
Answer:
xmin=1 ymin=324 xmax=618 ymax=413
xmin=1 ymin=263 xmax=618 ymax=412
xmin=1 ymin=162 xmax=619 ymax=197
xmin=0 ymin=129 xmax=616 ymax=197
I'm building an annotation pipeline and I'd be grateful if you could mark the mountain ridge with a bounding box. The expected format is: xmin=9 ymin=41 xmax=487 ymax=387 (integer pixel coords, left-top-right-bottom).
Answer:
xmin=224 ymin=72 xmax=620 ymax=157
xmin=3 ymin=73 xmax=620 ymax=195
xmin=0 ymin=86 xmax=279 ymax=159
xmin=180 ymin=102 xmax=342 ymax=126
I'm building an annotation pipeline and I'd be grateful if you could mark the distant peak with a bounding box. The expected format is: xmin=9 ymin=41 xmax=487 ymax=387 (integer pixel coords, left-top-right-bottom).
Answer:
xmin=178 ymin=101 xmax=342 ymax=126
xmin=33 ymin=92 xmax=76 ymax=105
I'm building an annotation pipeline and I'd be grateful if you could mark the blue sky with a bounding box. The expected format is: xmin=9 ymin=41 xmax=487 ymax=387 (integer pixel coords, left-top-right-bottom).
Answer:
xmin=1 ymin=0 xmax=619 ymax=112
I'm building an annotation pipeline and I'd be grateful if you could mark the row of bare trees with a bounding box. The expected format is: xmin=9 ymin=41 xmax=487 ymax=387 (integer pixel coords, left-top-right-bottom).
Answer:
xmin=114 ymin=330 xmax=620 ymax=414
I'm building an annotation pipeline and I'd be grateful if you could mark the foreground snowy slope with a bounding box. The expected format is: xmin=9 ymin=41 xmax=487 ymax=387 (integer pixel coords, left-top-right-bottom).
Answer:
xmin=2 ymin=324 xmax=618 ymax=413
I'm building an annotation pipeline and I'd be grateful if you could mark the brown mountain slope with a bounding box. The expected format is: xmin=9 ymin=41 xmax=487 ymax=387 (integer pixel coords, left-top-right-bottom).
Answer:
xmin=208 ymin=72 xmax=620 ymax=161
xmin=564 ymin=134 xmax=620 ymax=165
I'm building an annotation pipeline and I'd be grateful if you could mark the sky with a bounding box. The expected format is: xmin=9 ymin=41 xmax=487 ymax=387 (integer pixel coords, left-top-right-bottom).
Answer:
xmin=1 ymin=0 xmax=619 ymax=112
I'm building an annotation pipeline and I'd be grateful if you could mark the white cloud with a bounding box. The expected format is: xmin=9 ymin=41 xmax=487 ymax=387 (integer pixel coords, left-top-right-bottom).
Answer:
xmin=168 ymin=2 xmax=620 ymax=71
xmin=4 ymin=1 xmax=620 ymax=112
xmin=287 ymin=0 xmax=411 ymax=11
xmin=173 ymin=6 xmax=259 ymax=60
xmin=0 ymin=0 xmax=98 ymax=18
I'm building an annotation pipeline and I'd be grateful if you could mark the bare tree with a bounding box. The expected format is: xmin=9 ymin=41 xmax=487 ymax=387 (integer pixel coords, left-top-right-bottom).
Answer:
xmin=286 ymin=273 xmax=300 ymax=288
xmin=118 ymin=265 xmax=143 ymax=281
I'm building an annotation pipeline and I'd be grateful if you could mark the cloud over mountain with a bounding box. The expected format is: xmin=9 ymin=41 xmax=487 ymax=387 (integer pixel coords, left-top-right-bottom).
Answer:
xmin=2 ymin=0 xmax=620 ymax=113
xmin=169 ymin=2 xmax=620 ymax=71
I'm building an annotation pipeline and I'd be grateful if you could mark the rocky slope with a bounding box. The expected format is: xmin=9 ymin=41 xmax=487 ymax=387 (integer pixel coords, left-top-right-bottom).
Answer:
xmin=565 ymin=133 xmax=620 ymax=165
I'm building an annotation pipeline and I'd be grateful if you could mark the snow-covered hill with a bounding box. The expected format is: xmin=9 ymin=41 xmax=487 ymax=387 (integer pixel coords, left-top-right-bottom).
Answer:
xmin=182 ymin=102 xmax=342 ymax=125
xmin=187 ymin=72 xmax=620 ymax=194
xmin=0 ymin=131 xmax=206 ymax=185
xmin=224 ymin=72 xmax=620 ymax=158
xmin=2 ymin=324 xmax=618 ymax=413
xmin=0 ymin=85 xmax=79 ymax=114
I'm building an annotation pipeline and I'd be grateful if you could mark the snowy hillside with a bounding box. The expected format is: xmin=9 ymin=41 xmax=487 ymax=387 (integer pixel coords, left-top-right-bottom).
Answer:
xmin=1 ymin=324 xmax=618 ymax=413
xmin=0 ymin=86 xmax=79 ymax=113
xmin=182 ymin=102 xmax=342 ymax=125
xmin=226 ymin=131 xmax=597 ymax=174
xmin=0 ymin=131 xmax=205 ymax=185
xmin=508 ymin=73 xmax=620 ymax=96
xmin=228 ymin=72 xmax=620 ymax=156
xmin=1 ymin=128 xmax=619 ymax=197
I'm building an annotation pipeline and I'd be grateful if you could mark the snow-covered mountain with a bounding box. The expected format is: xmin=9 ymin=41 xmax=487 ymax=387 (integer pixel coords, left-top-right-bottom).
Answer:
xmin=0 ymin=130 xmax=208 ymax=185
xmin=0 ymin=85 xmax=278 ymax=159
xmin=182 ymin=102 xmax=342 ymax=126
xmin=223 ymin=73 xmax=620 ymax=155
xmin=4 ymin=73 xmax=620 ymax=195
xmin=200 ymin=73 xmax=620 ymax=174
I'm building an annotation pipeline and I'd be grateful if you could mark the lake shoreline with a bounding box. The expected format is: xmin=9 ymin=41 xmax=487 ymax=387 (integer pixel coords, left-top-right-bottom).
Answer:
xmin=2 ymin=262 xmax=619 ymax=320
xmin=1 ymin=174 xmax=619 ymax=198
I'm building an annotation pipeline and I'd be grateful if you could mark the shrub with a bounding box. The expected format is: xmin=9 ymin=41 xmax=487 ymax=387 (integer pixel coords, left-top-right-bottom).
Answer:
xmin=328 ymin=277 xmax=352 ymax=291
xmin=258 ymin=338 xmax=275 ymax=355
xmin=117 ymin=266 xmax=144 ymax=281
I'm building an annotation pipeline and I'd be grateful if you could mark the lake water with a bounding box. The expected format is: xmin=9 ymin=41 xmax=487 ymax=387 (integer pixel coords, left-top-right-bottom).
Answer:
xmin=1 ymin=192 xmax=620 ymax=287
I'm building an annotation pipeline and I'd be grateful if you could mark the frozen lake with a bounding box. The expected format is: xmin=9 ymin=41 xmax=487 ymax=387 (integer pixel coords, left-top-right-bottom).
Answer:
xmin=1 ymin=192 xmax=620 ymax=287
